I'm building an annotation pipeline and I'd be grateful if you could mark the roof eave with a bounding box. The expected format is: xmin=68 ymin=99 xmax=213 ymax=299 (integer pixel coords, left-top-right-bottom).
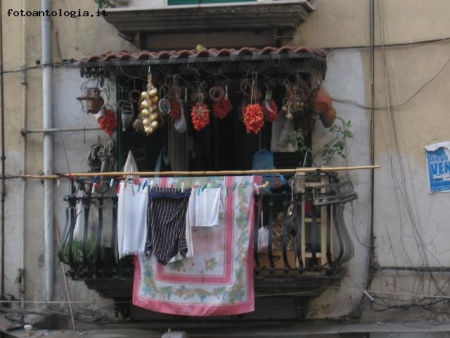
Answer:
xmin=103 ymin=3 xmax=309 ymax=36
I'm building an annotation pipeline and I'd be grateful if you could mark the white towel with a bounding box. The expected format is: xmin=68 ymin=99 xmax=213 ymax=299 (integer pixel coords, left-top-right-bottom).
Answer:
xmin=117 ymin=181 xmax=148 ymax=258
xmin=189 ymin=188 xmax=222 ymax=227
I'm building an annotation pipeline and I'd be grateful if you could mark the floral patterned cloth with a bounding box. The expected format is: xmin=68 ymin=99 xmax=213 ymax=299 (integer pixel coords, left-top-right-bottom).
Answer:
xmin=133 ymin=175 xmax=261 ymax=316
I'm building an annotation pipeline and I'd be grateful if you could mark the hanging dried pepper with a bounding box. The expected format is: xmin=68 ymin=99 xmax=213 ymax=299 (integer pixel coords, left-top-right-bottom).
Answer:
xmin=213 ymin=98 xmax=232 ymax=119
xmin=244 ymin=103 xmax=264 ymax=134
xmin=263 ymin=99 xmax=278 ymax=122
xmin=98 ymin=109 xmax=117 ymax=136
xmin=168 ymin=100 xmax=182 ymax=120
xmin=191 ymin=102 xmax=210 ymax=131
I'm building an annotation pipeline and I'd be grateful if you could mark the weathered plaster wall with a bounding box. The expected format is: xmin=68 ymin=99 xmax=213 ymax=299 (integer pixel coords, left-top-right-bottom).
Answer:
xmin=1 ymin=0 xmax=134 ymax=325
xmin=308 ymin=50 xmax=371 ymax=318
xmin=3 ymin=0 xmax=450 ymax=328
xmin=299 ymin=0 xmax=450 ymax=321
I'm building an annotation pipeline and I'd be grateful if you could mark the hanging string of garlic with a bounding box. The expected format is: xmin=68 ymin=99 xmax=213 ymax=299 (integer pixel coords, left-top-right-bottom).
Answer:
xmin=135 ymin=74 xmax=161 ymax=135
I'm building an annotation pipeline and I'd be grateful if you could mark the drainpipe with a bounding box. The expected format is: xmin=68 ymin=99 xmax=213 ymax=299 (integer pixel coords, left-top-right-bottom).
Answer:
xmin=0 ymin=0 xmax=5 ymax=299
xmin=20 ymin=0 xmax=28 ymax=323
xmin=42 ymin=0 xmax=54 ymax=301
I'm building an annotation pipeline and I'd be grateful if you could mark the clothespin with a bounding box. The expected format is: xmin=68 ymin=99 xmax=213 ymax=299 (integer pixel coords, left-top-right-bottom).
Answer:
xmin=110 ymin=178 xmax=114 ymax=187
xmin=131 ymin=184 xmax=135 ymax=196
xmin=124 ymin=179 xmax=129 ymax=189
xmin=181 ymin=182 xmax=185 ymax=191
xmin=202 ymin=184 xmax=207 ymax=191
xmin=92 ymin=176 xmax=100 ymax=193
xmin=142 ymin=180 xmax=148 ymax=192
xmin=233 ymin=182 xmax=237 ymax=191
xmin=56 ymin=179 xmax=60 ymax=187
xmin=133 ymin=178 xmax=141 ymax=185
xmin=150 ymin=180 xmax=154 ymax=189
xmin=254 ymin=183 xmax=260 ymax=195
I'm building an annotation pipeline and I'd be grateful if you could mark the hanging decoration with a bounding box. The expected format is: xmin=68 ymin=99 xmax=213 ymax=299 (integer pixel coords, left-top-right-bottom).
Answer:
xmin=168 ymin=100 xmax=182 ymax=120
xmin=211 ymin=85 xmax=232 ymax=119
xmin=118 ymin=99 xmax=134 ymax=132
xmin=262 ymin=89 xmax=278 ymax=122
xmin=319 ymin=107 xmax=336 ymax=128
xmin=280 ymin=72 xmax=310 ymax=122
xmin=76 ymin=87 xmax=104 ymax=114
xmin=96 ymin=106 xmax=117 ymax=136
xmin=168 ymin=78 xmax=183 ymax=120
xmin=134 ymin=73 xmax=161 ymax=135
xmin=191 ymin=87 xmax=210 ymax=131
xmin=309 ymin=85 xmax=332 ymax=114
xmin=243 ymin=72 xmax=264 ymax=134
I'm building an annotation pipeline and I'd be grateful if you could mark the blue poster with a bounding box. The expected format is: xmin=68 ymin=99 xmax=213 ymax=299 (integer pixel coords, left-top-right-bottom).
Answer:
xmin=425 ymin=142 xmax=450 ymax=193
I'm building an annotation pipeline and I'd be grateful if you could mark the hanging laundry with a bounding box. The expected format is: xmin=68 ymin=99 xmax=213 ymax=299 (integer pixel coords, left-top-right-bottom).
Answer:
xmin=188 ymin=187 xmax=222 ymax=227
xmin=146 ymin=187 xmax=191 ymax=265
xmin=117 ymin=180 xmax=149 ymax=258
xmin=133 ymin=175 xmax=262 ymax=317
xmin=168 ymin=188 xmax=195 ymax=263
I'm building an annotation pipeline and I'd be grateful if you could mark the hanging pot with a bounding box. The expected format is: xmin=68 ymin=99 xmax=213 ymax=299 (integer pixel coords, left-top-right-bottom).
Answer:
xmin=310 ymin=86 xmax=332 ymax=114
xmin=320 ymin=107 xmax=336 ymax=128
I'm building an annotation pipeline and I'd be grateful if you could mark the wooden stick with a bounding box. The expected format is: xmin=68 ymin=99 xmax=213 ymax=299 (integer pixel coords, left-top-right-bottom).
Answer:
xmin=1 ymin=165 xmax=380 ymax=180
xmin=4 ymin=174 xmax=60 ymax=179
xmin=65 ymin=165 xmax=381 ymax=178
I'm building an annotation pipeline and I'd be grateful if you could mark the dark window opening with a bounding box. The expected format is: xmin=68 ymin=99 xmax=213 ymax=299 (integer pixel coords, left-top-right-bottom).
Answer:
xmin=116 ymin=75 xmax=312 ymax=174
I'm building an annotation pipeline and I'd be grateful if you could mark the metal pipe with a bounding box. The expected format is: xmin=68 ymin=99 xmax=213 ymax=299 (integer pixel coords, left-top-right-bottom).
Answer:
xmin=22 ymin=127 xmax=101 ymax=134
xmin=20 ymin=0 xmax=28 ymax=324
xmin=42 ymin=0 xmax=54 ymax=302
xmin=377 ymin=266 xmax=450 ymax=273
xmin=0 ymin=0 xmax=6 ymax=299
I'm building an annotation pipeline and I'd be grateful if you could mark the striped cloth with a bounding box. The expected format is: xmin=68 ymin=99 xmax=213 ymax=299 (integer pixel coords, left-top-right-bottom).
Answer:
xmin=146 ymin=187 xmax=191 ymax=265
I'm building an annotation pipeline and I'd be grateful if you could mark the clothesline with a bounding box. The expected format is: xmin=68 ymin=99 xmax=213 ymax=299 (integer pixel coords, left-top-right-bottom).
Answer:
xmin=1 ymin=165 xmax=380 ymax=180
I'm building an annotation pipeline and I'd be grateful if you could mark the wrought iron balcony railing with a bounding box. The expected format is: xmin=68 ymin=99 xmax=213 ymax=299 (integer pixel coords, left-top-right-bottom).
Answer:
xmin=59 ymin=174 xmax=355 ymax=319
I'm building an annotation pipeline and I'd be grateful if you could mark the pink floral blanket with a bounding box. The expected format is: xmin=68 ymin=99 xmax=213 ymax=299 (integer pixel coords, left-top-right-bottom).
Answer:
xmin=133 ymin=176 xmax=260 ymax=316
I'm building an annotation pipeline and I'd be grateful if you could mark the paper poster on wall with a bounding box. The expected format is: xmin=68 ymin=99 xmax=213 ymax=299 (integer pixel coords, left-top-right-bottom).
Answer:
xmin=425 ymin=142 xmax=450 ymax=193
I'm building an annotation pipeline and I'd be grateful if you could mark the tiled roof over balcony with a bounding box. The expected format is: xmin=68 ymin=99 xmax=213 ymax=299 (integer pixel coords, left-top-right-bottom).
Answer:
xmin=80 ymin=46 xmax=326 ymax=66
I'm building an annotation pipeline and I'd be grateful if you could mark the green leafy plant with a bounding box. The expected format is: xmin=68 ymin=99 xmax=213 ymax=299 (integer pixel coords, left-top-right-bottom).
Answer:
xmin=58 ymin=238 xmax=98 ymax=266
xmin=295 ymin=119 xmax=354 ymax=166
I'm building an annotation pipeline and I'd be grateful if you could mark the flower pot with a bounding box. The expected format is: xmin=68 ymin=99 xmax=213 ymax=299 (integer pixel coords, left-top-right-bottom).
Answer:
xmin=310 ymin=86 xmax=332 ymax=114
xmin=320 ymin=107 xmax=336 ymax=128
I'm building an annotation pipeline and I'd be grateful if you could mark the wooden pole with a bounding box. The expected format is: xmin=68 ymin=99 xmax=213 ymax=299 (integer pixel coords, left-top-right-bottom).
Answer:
xmin=65 ymin=165 xmax=381 ymax=178
xmin=1 ymin=165 xmax=380 ymax=180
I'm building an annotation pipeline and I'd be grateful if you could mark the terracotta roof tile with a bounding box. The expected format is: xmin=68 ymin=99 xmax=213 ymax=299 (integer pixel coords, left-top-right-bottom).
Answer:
xmin=80 ymin=46 xmax=326 ymax=65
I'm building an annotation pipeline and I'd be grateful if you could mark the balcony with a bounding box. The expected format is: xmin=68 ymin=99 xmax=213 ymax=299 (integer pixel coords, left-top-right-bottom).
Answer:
xmin=97 ymin=1 xmax=315 ymax=49
xmin=58 ymin=172 xmax=356 ymax=319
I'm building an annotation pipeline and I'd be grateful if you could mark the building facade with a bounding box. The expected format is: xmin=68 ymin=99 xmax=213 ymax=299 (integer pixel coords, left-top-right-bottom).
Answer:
xmin=1 ymin=0 xmax=450 ymax=335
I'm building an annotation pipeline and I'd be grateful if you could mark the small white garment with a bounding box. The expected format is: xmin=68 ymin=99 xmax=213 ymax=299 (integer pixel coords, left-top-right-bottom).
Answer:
xmin=188 ymin=187 xmax=222 ymax=227
xmin=117 ymin=181 xmax=149 ymax=258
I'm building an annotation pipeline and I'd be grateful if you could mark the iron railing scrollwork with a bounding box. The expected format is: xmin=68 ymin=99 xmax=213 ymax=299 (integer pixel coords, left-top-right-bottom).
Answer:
xmin=59 ymin=176 xmax=356 ymax=281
